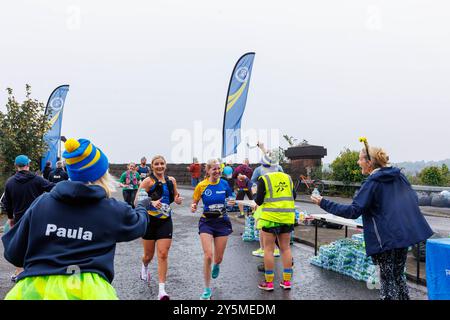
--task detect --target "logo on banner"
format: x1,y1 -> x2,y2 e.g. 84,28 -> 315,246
235,67 -> 249,83
50,97 -> 64,113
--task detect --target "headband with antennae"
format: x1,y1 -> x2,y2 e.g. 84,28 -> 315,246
359,137 -> 371,161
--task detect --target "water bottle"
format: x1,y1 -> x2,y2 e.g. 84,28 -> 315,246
312,187 -> 320,197
136,188 -> 148,202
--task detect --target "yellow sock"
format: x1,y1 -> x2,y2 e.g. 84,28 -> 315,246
283,268 -> 293,281
265,270 -> 274,283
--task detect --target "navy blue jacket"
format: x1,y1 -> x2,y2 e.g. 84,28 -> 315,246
320,167 -> 433,256
48,168 -> 69,183
2,171 -> 55,221
2,181 -> 149,283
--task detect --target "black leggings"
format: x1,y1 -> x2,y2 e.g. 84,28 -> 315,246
372,248 -> 410,300
123,189 -> 137,208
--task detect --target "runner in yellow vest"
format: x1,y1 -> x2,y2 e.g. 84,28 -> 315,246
254,170 -> 296,291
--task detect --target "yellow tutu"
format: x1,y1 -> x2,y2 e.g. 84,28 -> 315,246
5,272 -> 118,300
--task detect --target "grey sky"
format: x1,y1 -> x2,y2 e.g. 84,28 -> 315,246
1,0 -> 449,164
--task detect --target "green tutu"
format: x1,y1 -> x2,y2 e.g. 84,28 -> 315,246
5,272 -> 118,300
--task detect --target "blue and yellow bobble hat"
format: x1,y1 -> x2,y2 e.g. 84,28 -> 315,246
63,138 -> 109,182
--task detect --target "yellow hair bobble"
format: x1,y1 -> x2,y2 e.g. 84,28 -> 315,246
65,138 -> 80,153
358,136 -> 371,161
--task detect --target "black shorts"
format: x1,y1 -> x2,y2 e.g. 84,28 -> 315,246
143,215 -> 173,240
236,189 -> 253,200
262,224 -> 294,235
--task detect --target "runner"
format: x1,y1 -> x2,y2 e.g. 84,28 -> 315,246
136,155 -> 183,300
1,138 -> 149,300
119,162 -> 141,208
191,159 -> 236,300
137,157 -> 151,180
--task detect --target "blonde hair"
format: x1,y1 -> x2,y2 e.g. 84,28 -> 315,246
205,159 -> 220,178
362,147 -> 390,169
89,171 -> 116,198
151,155 -> 166,166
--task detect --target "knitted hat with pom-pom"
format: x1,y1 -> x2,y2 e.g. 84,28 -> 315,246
62,138 -> 109,182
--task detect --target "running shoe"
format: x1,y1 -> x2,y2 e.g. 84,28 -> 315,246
200,288 -> 212,300
211,264 -> 220,279
158,292 -> 170,300
140,263 -> 148,281
258,281 -> 274,291
273,248 -> 280,257
280,280 -> 292,290
252,248 -> 264,257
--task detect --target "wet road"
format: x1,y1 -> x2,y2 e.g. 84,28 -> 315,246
111,188 -> 427,300
0,188 -> 428,300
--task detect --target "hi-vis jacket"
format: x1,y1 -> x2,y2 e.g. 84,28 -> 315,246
259,172 -> 296,224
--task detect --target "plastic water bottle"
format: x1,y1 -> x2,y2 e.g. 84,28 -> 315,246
136,188 -> 148,202
312,188 -> 320,197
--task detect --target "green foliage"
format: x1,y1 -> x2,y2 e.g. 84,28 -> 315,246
330,148 -> 364,183
419,166 -> 446,186
0,85 -> 51,174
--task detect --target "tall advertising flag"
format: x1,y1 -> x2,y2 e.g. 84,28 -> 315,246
222,52 -> 255,158
41,85 -> 70,171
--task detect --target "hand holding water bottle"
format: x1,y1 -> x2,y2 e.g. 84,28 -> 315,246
310,188 -> 323,205
227,195 -> 236,207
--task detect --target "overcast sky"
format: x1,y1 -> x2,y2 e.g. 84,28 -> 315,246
1,0 -> 449,164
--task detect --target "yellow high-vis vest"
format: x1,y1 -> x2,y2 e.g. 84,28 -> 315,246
260,172 -> 296,224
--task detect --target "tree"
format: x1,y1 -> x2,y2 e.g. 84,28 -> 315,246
419,166 -> 445,186
330,148 -> 364,183
0,85 -> 51,174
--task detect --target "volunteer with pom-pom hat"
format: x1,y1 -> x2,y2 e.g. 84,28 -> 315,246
2,138 -> 150,300
311,137 -> 433,300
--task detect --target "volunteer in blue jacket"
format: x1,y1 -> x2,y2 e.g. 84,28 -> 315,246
311,137 -> 433,300
2,138 -> 150,300
191,159 -> 236,300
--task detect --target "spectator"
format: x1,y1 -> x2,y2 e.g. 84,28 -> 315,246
311,137 -> 433,300
187,157 -> 201,188
42,161 -> 52,180
48,161 -> 69,183
2,154 -> 55,281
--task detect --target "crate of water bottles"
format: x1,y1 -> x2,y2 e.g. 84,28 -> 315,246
309,235 -> 379,285
242,215 -> 256,242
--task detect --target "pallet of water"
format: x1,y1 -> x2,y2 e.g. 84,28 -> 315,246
242,216 -> 256,242
310,236 -> 379,285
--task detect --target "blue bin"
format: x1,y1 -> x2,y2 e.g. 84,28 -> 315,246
426,238 -> 450,300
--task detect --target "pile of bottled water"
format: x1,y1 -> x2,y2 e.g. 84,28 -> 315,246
310,234 -> 379,285
242,215 -> 256,242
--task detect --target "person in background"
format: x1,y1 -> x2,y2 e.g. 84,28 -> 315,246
42,161 -> 52,180
311,137 -> 433,300
2,138 -> 149,300
137,157 -> 151,180
187,157 -> 201,188
233,158 -> 254,218
191,159 -> 235,300
2,155 -> 55,282
119,162 -> 141,208
48,161 -> 69,184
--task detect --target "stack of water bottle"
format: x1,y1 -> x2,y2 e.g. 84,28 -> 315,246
310,233 -> 379,285
242,215 -> 256,242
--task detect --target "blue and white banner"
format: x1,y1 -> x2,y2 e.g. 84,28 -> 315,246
41,85 -> 69,171
222,52 -> 255,158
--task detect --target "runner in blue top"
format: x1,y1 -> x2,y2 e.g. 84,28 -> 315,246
135,155 -> 183,300
191,159 -> 236,300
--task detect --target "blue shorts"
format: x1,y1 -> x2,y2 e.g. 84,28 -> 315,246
198,216 -> 233,238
